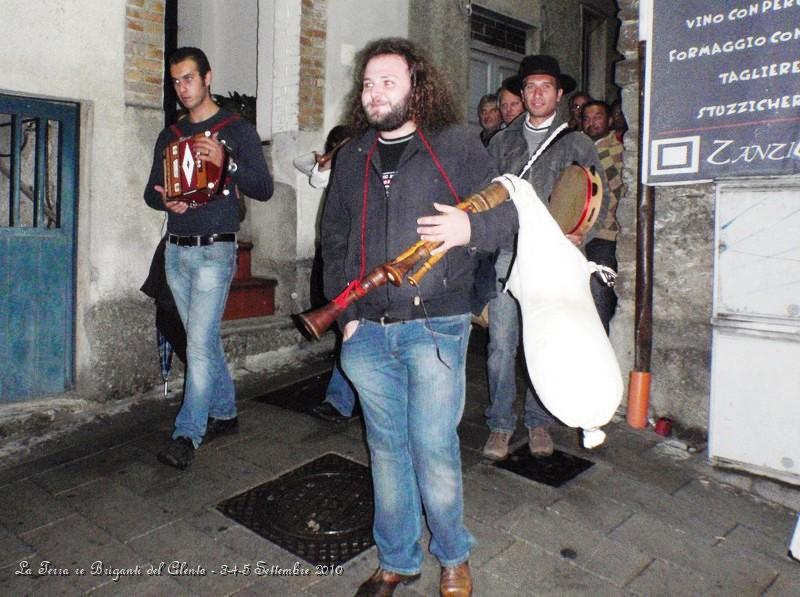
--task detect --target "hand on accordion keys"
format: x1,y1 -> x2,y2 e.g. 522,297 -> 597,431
192,132 -> 225,169
162,131 -> 231,203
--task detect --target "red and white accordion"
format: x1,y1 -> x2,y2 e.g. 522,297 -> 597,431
163,131 -> 227,202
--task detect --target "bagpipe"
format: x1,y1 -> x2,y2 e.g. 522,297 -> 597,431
298,163 -> 602,340
299,179 -> 510,340
300,166 -> 621,448
500,173 -> 622,449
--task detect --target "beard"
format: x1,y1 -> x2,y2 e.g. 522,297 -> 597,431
586,129 -> 606,141
364,93 -> 411,132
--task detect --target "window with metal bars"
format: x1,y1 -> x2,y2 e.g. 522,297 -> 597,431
470,5 -> 529,55
0,113 -> 61,229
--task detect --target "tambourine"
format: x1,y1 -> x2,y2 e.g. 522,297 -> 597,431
548,164 -> 602,236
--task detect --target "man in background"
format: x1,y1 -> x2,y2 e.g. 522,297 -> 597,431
497,77 -> 525,126
567,90 -> 592,129
477,93 -> 502,146
484,55 -> 609,461
581,100 -> 624,333
294,125 -> 362,424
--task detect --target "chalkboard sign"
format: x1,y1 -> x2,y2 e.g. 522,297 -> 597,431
644,0 -> 800,184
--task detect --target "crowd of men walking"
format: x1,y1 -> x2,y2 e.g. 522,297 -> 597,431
143,38 -> 630,597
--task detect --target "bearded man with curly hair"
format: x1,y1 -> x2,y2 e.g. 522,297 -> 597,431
321,38 -> 517,597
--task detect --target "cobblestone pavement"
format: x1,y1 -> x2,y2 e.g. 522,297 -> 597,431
1,332 -> 798,596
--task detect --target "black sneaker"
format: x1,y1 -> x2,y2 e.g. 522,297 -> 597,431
157,437 -> 195,469
312,401 -> 357,423
205,416 -> 239,443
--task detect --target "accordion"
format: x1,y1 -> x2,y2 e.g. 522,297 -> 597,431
163,131 -> 228,202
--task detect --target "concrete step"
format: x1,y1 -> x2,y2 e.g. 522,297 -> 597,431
0,315 -> 335,467
223,277 -> 277,320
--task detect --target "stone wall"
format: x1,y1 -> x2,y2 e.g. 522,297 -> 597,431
540,0 -> 620,102
408,0 -> 471,117
0,0 -> 170,401
299,0 -> 327,131
125,0 -> 164,108
614,0 -> 714,433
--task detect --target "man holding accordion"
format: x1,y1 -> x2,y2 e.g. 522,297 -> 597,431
144,47 -> 273,470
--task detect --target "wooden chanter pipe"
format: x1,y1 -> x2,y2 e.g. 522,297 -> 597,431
298,180 -> 510,339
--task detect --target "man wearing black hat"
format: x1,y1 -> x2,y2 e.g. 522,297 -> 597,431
483,55 -> 611,461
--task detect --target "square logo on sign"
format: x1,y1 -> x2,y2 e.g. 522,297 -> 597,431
650,136 -> 700,176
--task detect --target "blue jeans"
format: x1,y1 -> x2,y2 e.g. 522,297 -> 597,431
341,314 -> 475,574
325,362 -> 357,416
485,250 -> 555,432
165,241 -> 237,447
585,239 -> 618,335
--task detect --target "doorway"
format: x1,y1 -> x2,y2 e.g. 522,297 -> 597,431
0,94 -> 80,401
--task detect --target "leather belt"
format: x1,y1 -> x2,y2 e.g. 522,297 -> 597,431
365,316 -> 409,325
168,233 -> 236,247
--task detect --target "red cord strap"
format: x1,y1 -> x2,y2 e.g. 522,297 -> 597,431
346,129 -> 459,296
358,136 -> 381,280
332,279 -> 365,309
416,129 -> 460,204
168,113 -> 240,140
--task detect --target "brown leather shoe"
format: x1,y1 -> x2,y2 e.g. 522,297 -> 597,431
529,426 -> 554,457
440,562 -> 473,596
355,568 -> 420,597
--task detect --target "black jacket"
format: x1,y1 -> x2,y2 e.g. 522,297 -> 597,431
321,125 -> 518,326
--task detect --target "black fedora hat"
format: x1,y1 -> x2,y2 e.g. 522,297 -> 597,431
507,55 -> 577,94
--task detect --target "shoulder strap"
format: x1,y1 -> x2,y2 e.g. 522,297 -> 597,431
518,123 -> 573,179
547,127 -> 578,149
167,113 -> 241,140
209,113 -> 241,134
417,129 -> 460,204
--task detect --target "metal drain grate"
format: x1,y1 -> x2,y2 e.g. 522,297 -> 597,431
495,446 -> 594,487
218,453 -> 374,565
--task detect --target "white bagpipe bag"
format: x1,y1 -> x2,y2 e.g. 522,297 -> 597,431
495,174 -> 623,448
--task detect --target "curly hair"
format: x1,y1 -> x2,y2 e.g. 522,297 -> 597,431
343,37 -> 460,134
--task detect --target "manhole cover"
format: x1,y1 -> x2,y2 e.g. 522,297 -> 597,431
495,446 -> 594,487
218,453 -> 374,565
255,373 -> 330,415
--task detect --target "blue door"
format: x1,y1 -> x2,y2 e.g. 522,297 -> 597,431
0,94 -> 79,401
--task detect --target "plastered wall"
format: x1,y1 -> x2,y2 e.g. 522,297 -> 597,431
0,0 -> 167,397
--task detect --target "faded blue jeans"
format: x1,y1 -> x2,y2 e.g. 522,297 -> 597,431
341,314 -> 475,574
165,240 -> 237,447
324,330 -> 357,416
325,362 -> 357,416
485,249 -> 555,432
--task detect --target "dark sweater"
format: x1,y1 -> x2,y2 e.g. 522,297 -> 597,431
144,109 -> 273,235
321,125 -> 518,326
